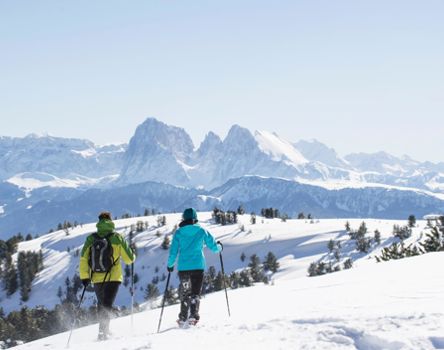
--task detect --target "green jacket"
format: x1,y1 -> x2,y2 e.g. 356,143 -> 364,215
79,219 -> 135,283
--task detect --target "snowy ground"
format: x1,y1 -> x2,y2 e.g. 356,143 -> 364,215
15,252 -> 444,350
4,213 -> 444,349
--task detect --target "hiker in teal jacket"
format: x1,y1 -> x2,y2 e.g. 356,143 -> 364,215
167,208 -> 222,323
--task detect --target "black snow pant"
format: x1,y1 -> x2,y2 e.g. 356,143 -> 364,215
178,270 -> 204,321
94,281 -> 120,336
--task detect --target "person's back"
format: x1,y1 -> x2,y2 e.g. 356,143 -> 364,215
79,211 -> 136,340
167,208 -> 222,324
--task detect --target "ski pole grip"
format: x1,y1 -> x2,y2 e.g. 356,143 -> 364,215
217,240 -> 223,251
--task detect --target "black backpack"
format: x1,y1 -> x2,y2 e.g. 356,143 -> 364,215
89,232 -> 115,273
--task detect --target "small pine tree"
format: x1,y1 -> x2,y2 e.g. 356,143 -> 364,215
239,270 -> 252,287
164,286 -> 177,305
240,252 -> 246,262
420,227 -> 443,252
356,237 -> 372,253
263,252 -> 279,273
343,258 -> 353,269
334,249 -> 341,262
214,271 -> 225,291
345,221 -> 350,232
408,215 -> 416,228
229,272 -> 241,289
248,254 -> 263,282
308,262 -> 318,277
327,239 -> 335,253
144,283 -> 160,301
57,286 -> 63,300
393,224 -> 411,240
374,230 -> 381,245
161,235 -> 170,250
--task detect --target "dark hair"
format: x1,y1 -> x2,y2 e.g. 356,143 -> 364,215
98,211 -> 112,220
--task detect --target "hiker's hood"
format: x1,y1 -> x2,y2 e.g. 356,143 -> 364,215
96,219 -> 115,236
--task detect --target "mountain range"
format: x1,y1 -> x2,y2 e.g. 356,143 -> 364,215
1,117 -> 444,237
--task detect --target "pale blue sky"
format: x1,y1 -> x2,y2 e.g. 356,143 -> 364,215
0,1 -> 443,161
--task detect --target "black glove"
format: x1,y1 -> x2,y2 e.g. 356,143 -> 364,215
167,266 -> 174,272
217,240 -> 223,251
130,243 -> 137,254
81,279 -> 90,288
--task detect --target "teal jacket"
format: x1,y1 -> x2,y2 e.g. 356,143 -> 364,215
167,223 -> 221,271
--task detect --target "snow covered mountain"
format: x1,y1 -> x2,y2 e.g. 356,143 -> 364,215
5,213 -> 444,349
2,176 -> 444,238
2,118 -> 444,195
0,134 -> 126,182
293,139 -> 351,169
118,118 -> 194,186
2,117 -> 444,238
188,126 -> 310,189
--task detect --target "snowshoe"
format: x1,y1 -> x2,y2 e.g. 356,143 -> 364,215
188,317 -> 199,326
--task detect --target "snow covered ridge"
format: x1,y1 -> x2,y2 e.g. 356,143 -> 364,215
2,117 -> 444,193
0,135 -> 125,181
6,172 -> 118,191
6,213 -> 444,350
1,175 -> 444,239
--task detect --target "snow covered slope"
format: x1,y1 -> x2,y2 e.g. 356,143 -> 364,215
11,213 -> 444,349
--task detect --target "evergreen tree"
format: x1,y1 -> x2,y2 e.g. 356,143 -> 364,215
393,224 -> 411,240
165,286 -> 177,305
239,270 -> 252,287
297,212 -> 305,219
408,214 -> 416,228
144,283 -> 160,301
248,254 -> 263,282
237,205 -> 245,215
240,252 -> 246,262
229,272 -> 240,289
250,213 -> 256,224
358,221 -> 367,236
308,262 -> 318,276
420,227 -> 443,252
334,249 -> 341,262
204,266 -> 217,293
263,252 -> 279,272
355,236 -> 372,253
133,273 -> 139,285
161,235 -> 170,250
343,258 -> 353,269
374,230 -> 381,245
136,221 -> 144,232
57,286 -> 63,301
214,271 -> 225,291
327,239 -> 335,253
4,255 -> 18,296
345,221 -> 350,232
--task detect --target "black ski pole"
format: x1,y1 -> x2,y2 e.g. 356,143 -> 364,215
66,284 -> 88,348
157,271 -> 171,333
218,242 -> 231,317
130,261 -> 134,329
129,232 -> 135,331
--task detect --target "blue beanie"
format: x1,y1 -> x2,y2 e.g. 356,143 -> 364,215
183,208 -> 198,221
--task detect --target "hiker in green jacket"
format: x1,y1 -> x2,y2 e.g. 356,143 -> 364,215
79,211 -> 136,340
